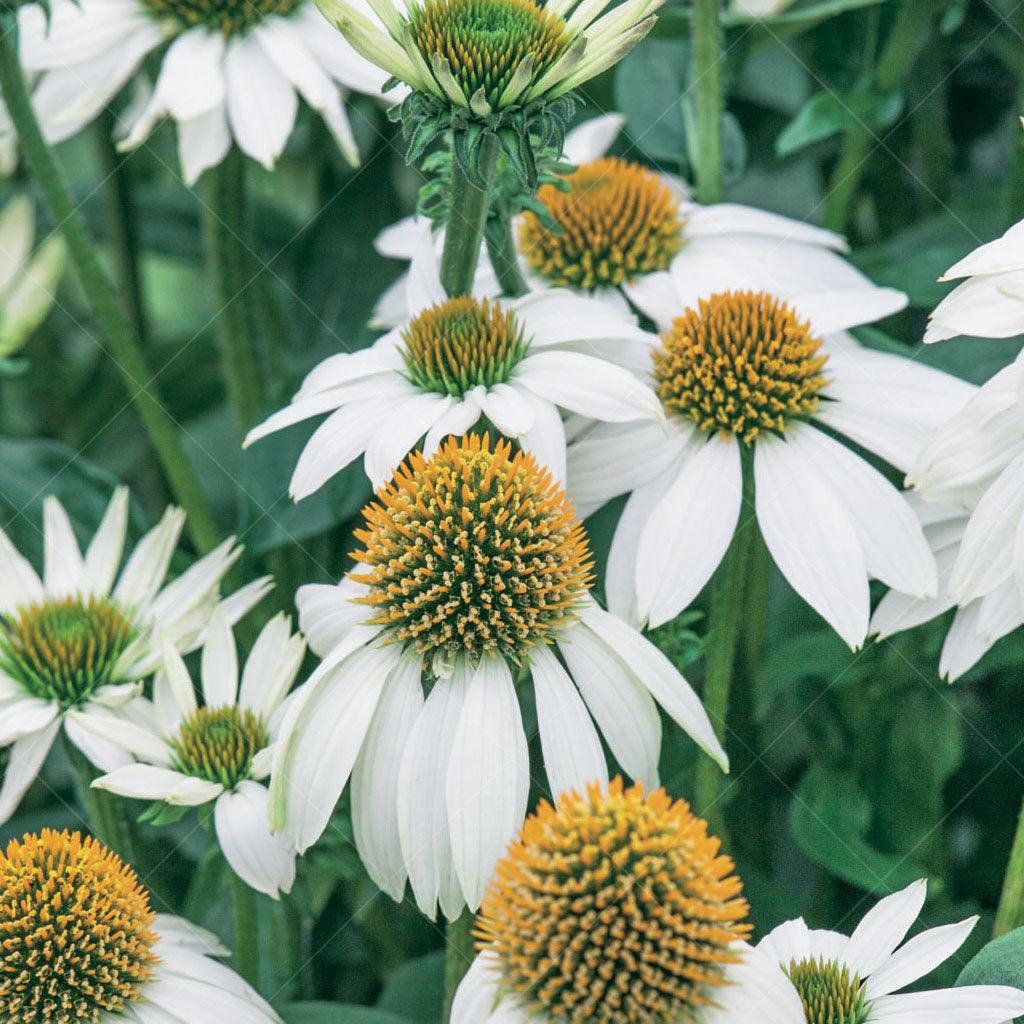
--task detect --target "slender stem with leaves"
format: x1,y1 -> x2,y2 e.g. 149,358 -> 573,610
229,870 -> 261,987
0,19 -> 220,553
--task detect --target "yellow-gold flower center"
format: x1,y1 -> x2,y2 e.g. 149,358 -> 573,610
0,597 -> 134,708
409,0 -> 573,109
169,705 -> 269,789
476,778 -> 752,1024
518,157 -> 684,289
786,958 -> 869,1024
0,829 -> 158,1024
401,297 -> 528,398
653,290 -> 829,444
139,0 -> 304,36
349,434 -> 593,662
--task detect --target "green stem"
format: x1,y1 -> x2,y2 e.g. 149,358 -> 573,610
821,0 -> 939,232
93,112 -> 150,349
485,211 -> 528,298
229,870 -> 261,987
691,0 -> 724,204
440,135 -> 500,297
442,910 -> 476,1022
693,447 -> 757,835
203,148 -> 264,433
0,23 -> 220,554
64,736 -> 131,858
996,796 -> 1024,936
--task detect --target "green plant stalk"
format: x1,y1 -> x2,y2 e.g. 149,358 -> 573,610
693,447 -> 757,834
443,910 -> 476,1022
64,736 -> 132,858
691,0 -> 725,204
995,796 -> 1024,936
822,0 -> 939,231
0,23 -> 220,554
486,211 -> 528,298
440,135 -> 500,297
203,148 -> 264,433
93,113 -> 150,349
229,869 -> 261,987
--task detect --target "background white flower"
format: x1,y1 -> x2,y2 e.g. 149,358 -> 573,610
79,609 -> 305,898
18,0 -> 392,183
0,487 -> 269,824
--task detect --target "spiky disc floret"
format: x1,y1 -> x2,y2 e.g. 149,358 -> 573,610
476,778 -> 751,1024
169,706 -> 269,789
0,597 -> 135,708
786,958 -> 870,1024
401,297 -> 528,397
519,157 -> 683,289
139,0 -> 303,35
409,0 -> 573,110
652,290 -> 830,444
0,830 -> 158,1024
350,434 -> 593,662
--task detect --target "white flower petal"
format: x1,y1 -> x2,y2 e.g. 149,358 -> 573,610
0,718 -> 60,824
83,487 -> 129,596
178,104 -> 232,185
154,915 -> 228,956
296,579 -> 372,658
239,614 -> 304,717
684,203 -> 846,251
157,28 -> 226,122
67,708 -> 171,766
0,696 -> 59,747
451,953 -> 502,1024
364,392 -> 452,487
423,397 -> 483,459
42,496 -> 83,596
843,879 -> 927,978
63,710 -> 134,772
477,383 -> 536,437
114,507 -> 186,611
870,986 -> 1024,1024
562,112 -> 623,162
93,764 -> 223,805
200,608 -> 238,707
0,524 -> 44,613
215,782 -> 295,898
866,917 -> 977,999
518,388 -> 568,484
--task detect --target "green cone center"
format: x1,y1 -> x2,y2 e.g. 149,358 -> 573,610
139,0 -> 304,36
169,705 -> 269,788
786,957 -> 870,1024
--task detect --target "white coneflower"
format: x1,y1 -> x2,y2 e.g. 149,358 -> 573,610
269,434 -> 726,920
567,278 -> 974,647
244,244 -> 662,495
0,828 -> 283,1024
18,0 -> 391,183
451,778 -> 751,1024
705,881 -> 1024,1024
925,219 -> 1024,343
0,487 -> 269,823
74,610 -> 305,899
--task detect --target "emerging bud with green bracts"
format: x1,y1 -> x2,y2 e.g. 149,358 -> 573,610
316,0 -> 663,186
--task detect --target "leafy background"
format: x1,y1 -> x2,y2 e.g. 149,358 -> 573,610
3,0 -> 1024,1018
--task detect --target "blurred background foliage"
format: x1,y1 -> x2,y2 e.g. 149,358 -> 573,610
3,0 -> 1024,1017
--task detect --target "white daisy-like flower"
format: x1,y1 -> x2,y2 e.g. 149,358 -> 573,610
703,879 -> 1024,1024
269,433 -> 727,920
0,486 -> 270,824
925,219 -> 1024,344
18,0 -> 391,184
244,240 -> 663,496
0,194 -> 65,360
371,112 -> 878,328
870,494 -> 1022,681
566,277 -> 974,647
74,609 -> 305,899
0,828 -> 282,1024
451,777 -> 752,1024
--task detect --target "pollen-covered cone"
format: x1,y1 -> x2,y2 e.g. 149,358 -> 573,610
452,778 -> 752,1024
270,435 -> 726,920
0,828 -> 282,1024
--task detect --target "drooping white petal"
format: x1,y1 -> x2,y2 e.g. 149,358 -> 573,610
398,662 -> 470,920
476,383 -> 536,437
557,625 -> 661,785
531,645 -> 607,801
518,388 -> 568,484
0,718 -> 60,824
423,397 -> 483,459
0,697 -> 59,747
755,435 -> 869,647
451,953 -> 503,1024
866,917 -> 977,999
93,764 -> 223,805
296,579 -> 373,658
842,878 -> 927,979
363,391 -> 452,487
66,709 -> 171,766
446,657 -> 529,911
938,602 -> 995,681
635,435 -> 742,628
200,609 -> 239,707
153,915 -> 229,956
869,986 -> 1024,1024
684,202 -> 846,251
63,710 -> 135,773
215,782 -> 295,899
352,656 -> 424,901
177,104 -> 232,186
157,28 -> 226,122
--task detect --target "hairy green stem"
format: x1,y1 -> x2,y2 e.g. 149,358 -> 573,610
691,0 -> 725,203
822,0 -> 939,231
443,910 -> 476,1022
93,113 -> 150,349
486,213 -> 528,298
693,448 -> 757,835
230,870 -> 261,987
203,148 -> 264,433
440,136 -> 500,297
0,23 -> 220,553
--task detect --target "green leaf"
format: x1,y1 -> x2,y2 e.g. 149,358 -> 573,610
376,952 -> 445,1024
790,764 -> 927,894
957,927 -> 1024,1021
280,1003 -> 414,1024
776,88 -> 903,157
